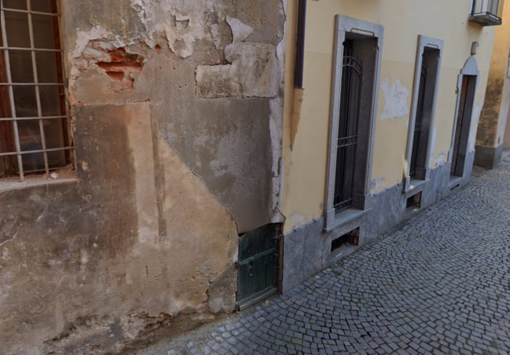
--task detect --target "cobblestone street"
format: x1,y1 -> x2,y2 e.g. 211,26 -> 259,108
136,158 -> 510,355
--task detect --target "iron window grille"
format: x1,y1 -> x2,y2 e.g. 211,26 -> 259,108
470,0 -> 503,26
333,40 -> 362,213
0,0 -> 72,182
409,62 -> 427,179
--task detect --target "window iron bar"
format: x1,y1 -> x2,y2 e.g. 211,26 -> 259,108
0,146 -> 73,157
0,47 -> 62,52
334,199 -> 353,213
1,7 -> 24,181
26,0 -> 50,176
337,135 -> 358,148
0,83 -> 64,86
0,7 -> 59,16
0,115 -> 68,121
16,166 -> 65,175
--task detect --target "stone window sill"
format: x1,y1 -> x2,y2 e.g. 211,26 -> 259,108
405,178 -> 428,198
448,176 -> 463,190
0,171 -> 78,193
324,208 -> 369,233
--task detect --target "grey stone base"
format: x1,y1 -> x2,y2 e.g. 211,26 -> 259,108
282,212 -> 368,293
474,144 -> 503,170
282,151 -> 475,293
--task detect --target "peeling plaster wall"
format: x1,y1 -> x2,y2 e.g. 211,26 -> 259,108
0,0 -> 285,354
281,0 -> 495,233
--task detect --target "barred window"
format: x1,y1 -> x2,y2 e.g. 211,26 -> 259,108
0,0 -> 71,181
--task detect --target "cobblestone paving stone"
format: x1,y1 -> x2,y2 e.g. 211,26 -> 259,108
144,160 -> 510,355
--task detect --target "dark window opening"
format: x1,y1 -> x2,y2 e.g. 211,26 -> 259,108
409,48 -> 440,181
0,0 -> 71,181
410,61 -> 427,179
333,33 -> 378,214
331,228 -> 359,252
294,0 -> 306,89
406,192 -> 422,210
334,39 -> 361,212
451,75 -> 477,178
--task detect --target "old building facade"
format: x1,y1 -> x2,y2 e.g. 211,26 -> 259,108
281,0 -> 502,291
0,0 -> 505,353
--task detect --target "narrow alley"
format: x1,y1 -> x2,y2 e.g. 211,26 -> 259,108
137,159 -> 510,355
2,1 -> 510,354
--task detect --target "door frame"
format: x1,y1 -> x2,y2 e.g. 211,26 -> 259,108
404,35 -> 444,191
324,15 -> 384,231
448,57 -> 479,179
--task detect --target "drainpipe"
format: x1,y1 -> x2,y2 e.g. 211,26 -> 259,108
294,0 -> 307,88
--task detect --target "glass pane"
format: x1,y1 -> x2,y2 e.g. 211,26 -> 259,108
43,118 -> 64,148
0,156 -> 4,177
13,85 -> 37,117
31,0 -> 56,13
0,51 -> 7,83
39,85 -> 62,116
0,52 -> 7,85
3,0 -> 27,10
0,86 -> 12,117
8,50 -> 34,83
4,11 -> 31,48
0,118 -> 16,176
18,119 -> 41,150
36,51 -> 60,83
0,121 -> 15,153
43,118 -> 65,167
33,14 -> 57,49
18,119 -> 44,171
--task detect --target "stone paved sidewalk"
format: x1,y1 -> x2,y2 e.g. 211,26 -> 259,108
135,158 -> 510,355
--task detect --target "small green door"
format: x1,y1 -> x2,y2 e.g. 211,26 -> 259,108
237,224 -> 281,309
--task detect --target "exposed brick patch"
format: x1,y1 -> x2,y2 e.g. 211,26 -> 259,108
95,47 -> 145,92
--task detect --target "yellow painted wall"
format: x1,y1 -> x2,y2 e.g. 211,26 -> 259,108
282,0 -> 496,234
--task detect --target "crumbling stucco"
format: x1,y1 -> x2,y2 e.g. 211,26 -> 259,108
196,19 -> 279,99
434,151 -> 448,168
0,0 -> 286,353
226,16 -> 254,43
370,177 -> 386,195
379,79 -> 410,120
65,0 -> 285,232
290,212 -> 315,230
477,78 -> 504,147
0,105 -> 239,354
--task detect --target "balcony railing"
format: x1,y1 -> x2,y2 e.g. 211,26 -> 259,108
469,0 -> 503,26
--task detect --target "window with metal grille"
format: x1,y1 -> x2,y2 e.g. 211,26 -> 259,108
469,0 -> 502,26
333,40 -> 362,213
0,0 -> 71,181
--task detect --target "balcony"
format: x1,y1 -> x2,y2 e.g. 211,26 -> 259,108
469,0 -> 503,26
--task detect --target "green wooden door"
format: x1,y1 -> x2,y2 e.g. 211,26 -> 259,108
237,224 -> 281,309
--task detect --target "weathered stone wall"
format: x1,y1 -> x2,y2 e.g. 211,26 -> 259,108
0,0 -> 285,354
475,1 -> 510,169
477,78 -> 505,147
